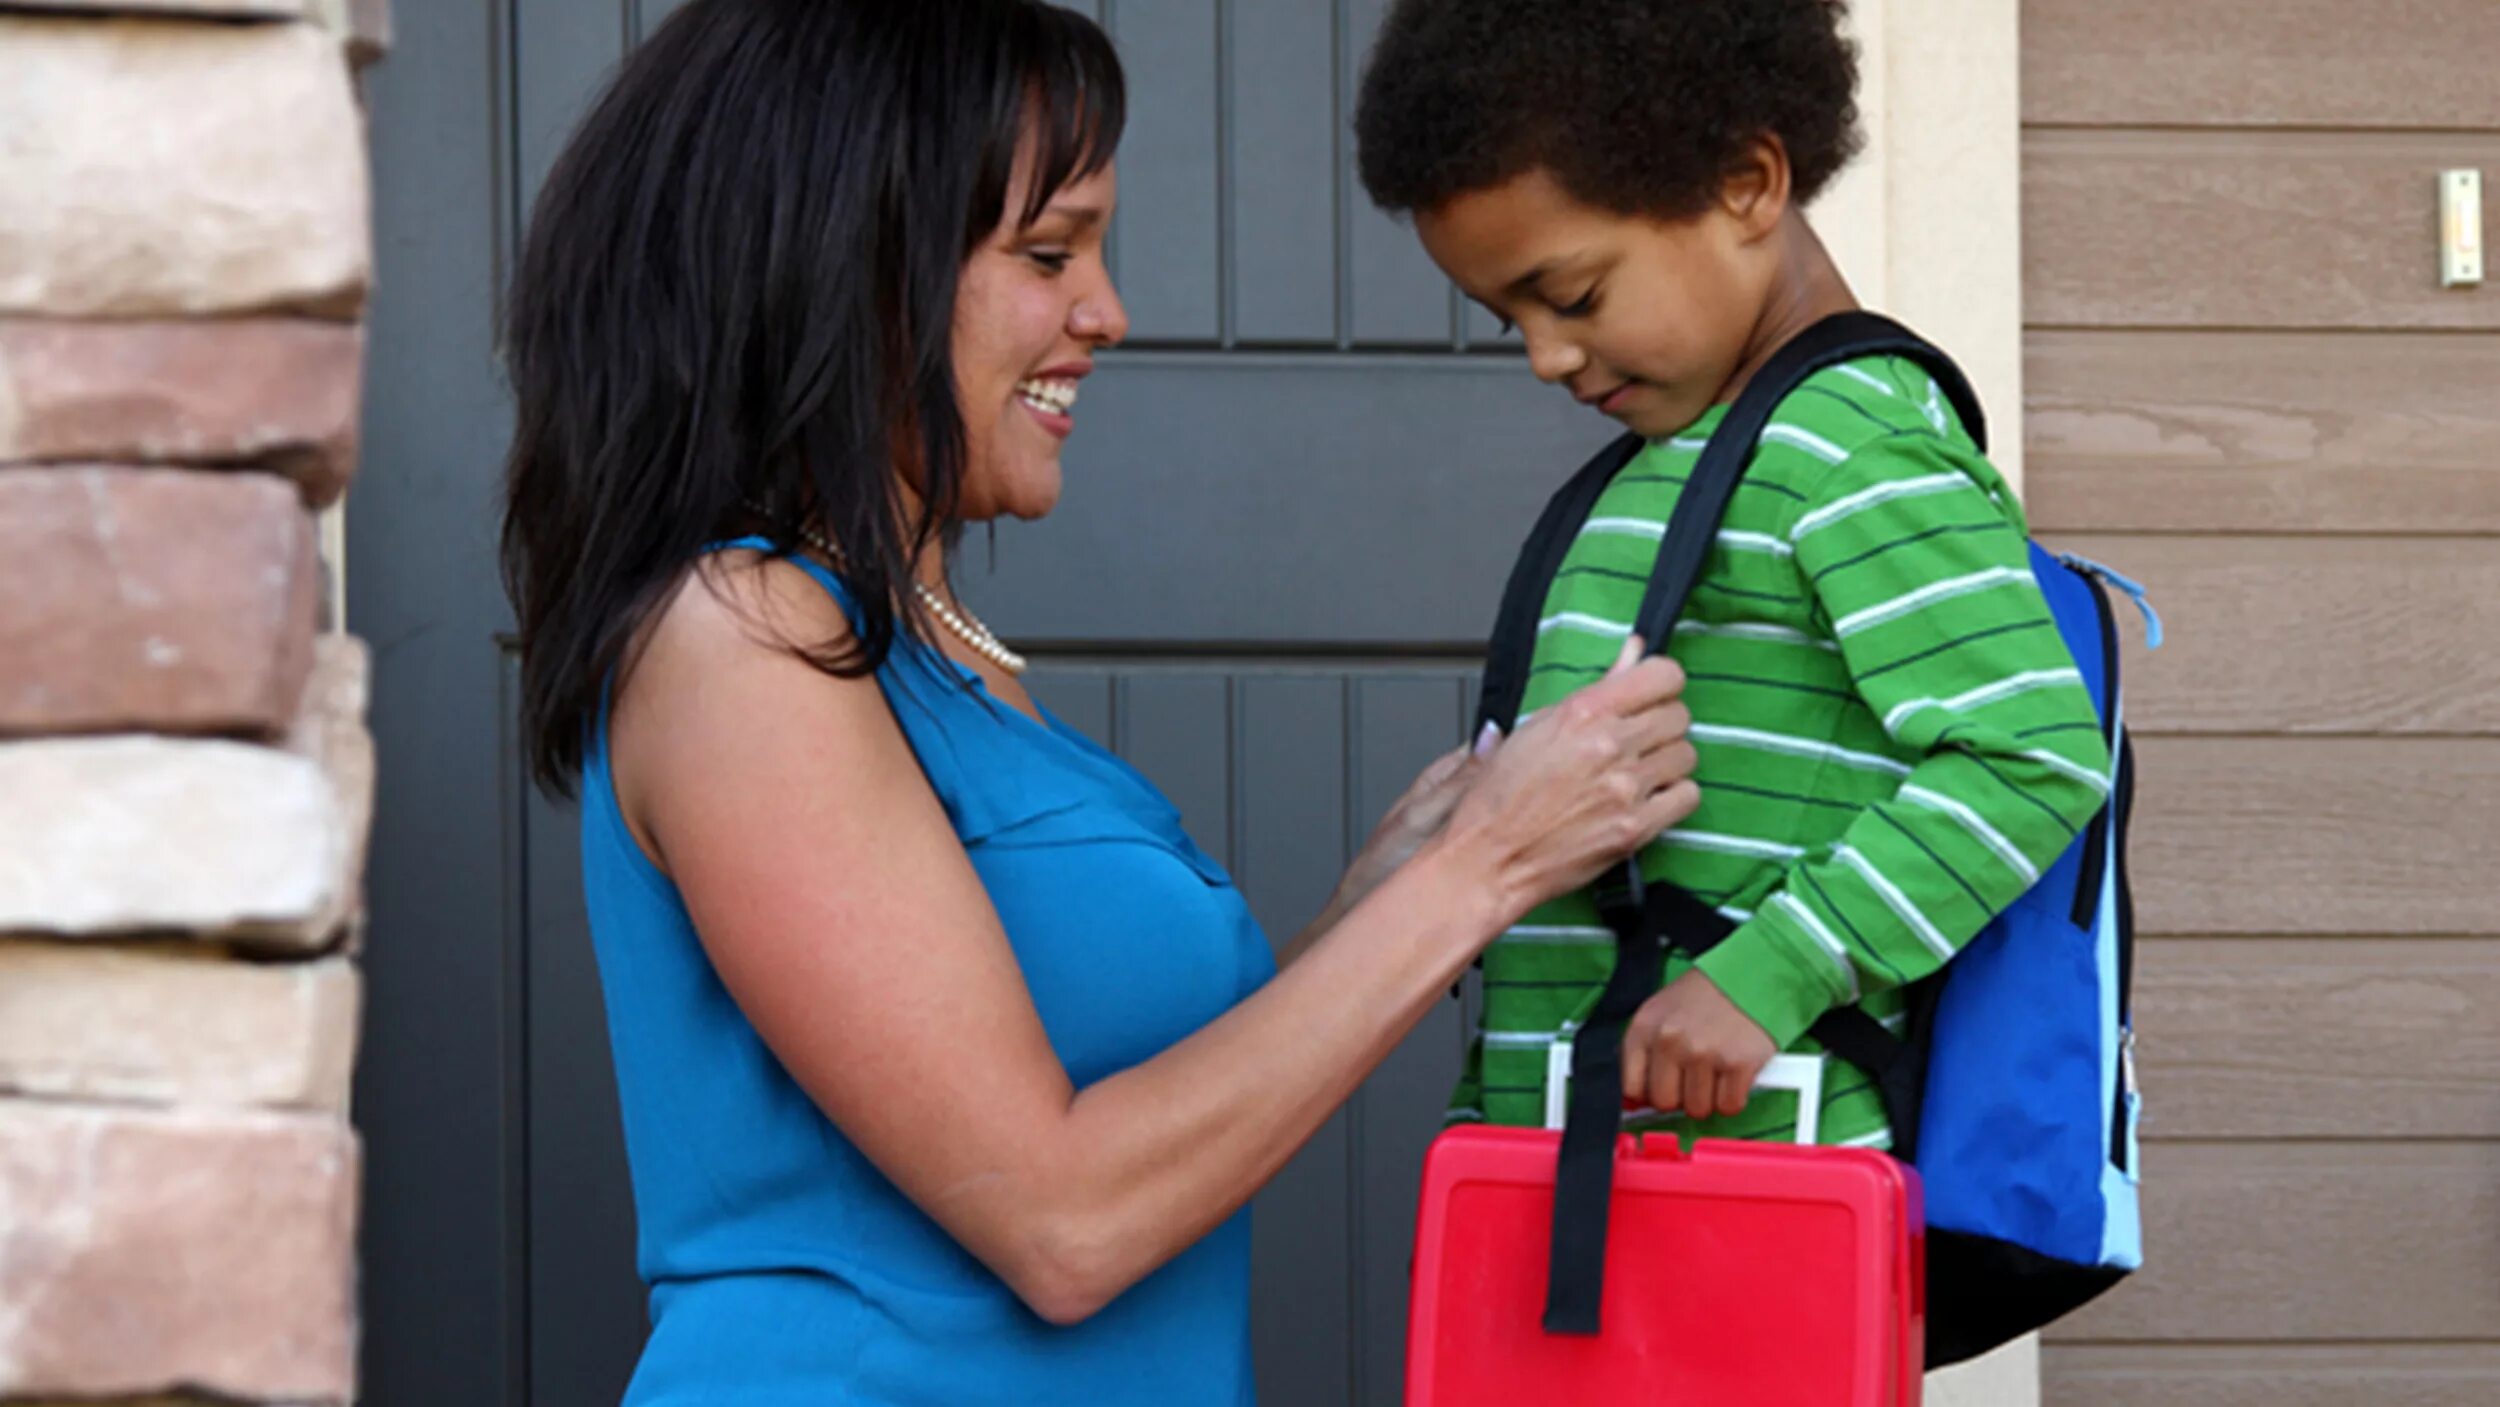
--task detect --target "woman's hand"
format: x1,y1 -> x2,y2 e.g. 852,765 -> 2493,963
1433,635 -> 1701,930
1289,741 -> 1483,962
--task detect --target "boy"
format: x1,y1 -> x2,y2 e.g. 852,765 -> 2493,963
1355,0 -> 2112,1149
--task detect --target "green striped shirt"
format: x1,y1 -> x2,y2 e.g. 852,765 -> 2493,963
1454,354 -> 2113,1149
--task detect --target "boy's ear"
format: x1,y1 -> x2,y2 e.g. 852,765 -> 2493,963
1719,135 -> 1794,243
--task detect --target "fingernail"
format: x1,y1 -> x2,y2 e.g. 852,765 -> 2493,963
1473,720 -> 1503,758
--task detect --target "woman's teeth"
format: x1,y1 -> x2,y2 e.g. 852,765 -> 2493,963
1016,377 -> 1079,416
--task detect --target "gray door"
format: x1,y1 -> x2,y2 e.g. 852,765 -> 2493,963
352,3 -> 1597,1404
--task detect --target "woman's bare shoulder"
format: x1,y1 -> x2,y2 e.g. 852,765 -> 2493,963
609,548 -> 894,874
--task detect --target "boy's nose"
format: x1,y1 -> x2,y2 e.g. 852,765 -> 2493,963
1525,334 -> 1587,385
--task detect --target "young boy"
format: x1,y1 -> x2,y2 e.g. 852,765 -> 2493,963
1355,0 -> 2112,1149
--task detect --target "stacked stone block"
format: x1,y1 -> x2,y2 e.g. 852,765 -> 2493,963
0,5 -> 384,1403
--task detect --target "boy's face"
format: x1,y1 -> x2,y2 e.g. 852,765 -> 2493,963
1414,167 -> 1775,439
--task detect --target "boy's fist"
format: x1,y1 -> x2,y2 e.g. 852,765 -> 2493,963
1621,970 -> 1778,1121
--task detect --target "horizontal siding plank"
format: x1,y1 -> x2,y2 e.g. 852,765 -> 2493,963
2024,129 -> 2500,330
2055,1141 -> 2500,1341
2022,0 -> 2500,129
2136,938 -> 2500,1139
2131,738 -> 2500,936
2041,534 -> 2500,735
2025,330 -> 2500,535
2045,1343 -> 2500,1407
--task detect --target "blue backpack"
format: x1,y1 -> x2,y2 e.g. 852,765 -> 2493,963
1479,312 -> 2154,1366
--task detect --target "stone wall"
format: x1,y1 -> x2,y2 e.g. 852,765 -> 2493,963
0,4 -> 384,1403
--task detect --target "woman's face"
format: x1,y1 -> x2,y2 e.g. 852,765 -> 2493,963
949,152 -> 1126,522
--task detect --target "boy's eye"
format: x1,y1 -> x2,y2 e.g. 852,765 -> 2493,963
1027,248 -> 1073,273
1555,288 -> 1599,319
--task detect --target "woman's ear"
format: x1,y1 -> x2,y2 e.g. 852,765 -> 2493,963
1718,135 -> 1795,244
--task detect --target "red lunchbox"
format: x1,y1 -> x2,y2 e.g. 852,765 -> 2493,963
1406,1055 -> 1925,1406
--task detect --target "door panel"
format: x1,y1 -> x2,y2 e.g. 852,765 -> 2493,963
1228,0 -> 1341,345
352,6 -> 528,1405
1105,0 -> 1224,342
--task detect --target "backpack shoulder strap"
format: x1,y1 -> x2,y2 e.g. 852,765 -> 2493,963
1627,311 -> 1986,652
1477,431 -> 1644,735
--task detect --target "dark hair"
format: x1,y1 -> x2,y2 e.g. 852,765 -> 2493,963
1354,0 -> 1859,219
501,0 -> 1123,796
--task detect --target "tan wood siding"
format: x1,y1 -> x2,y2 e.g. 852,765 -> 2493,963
2131,739 -> 2500,936
2044,1344 -> 2500,1407
2023,1 -> 2500,1396
2062,1142 -> 2500,1340
2024,0 -> 2500,130
2042,534 -> 2500,734
2136,938 -> 2500,1138
2025,130 -> 2500,330
2026,332 -> 2500,535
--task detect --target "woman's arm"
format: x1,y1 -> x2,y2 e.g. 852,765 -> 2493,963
613,557 -> 1695,1324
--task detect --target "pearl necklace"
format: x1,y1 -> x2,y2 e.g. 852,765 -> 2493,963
765,510 -> 1028,676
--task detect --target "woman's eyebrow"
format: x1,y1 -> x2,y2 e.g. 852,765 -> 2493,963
1038,201 -> 1109,230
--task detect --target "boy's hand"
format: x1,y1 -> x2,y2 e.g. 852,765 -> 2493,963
1621,970 -> 1778,1121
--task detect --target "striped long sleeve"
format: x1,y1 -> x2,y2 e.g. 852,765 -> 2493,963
1692,433 -> 2112,1047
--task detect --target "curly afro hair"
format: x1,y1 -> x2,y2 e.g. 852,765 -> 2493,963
1355,0 -> 1862,220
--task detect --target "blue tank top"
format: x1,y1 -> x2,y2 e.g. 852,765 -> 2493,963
580,543 -> 1274,1405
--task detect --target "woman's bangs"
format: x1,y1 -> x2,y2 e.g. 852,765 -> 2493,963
1008,7 -> 1126,228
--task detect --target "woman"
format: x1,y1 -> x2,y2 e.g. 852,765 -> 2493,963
500,2 -> 1699,1402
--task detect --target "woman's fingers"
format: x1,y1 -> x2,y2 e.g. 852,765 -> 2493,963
1636,777 -> 1703,836
1579,649 -> 1684,718
1603,633 -> 1644,679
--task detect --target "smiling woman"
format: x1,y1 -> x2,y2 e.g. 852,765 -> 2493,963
947,164 -> 1123,522
490,1 -> 1702,1403
500,0 -> 1129,773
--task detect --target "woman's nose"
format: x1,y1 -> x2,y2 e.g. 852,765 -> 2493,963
1072,281 -> 1129,347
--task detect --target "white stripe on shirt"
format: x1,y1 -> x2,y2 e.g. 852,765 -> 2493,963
1579,518 -> 1793,558
1582,516 -> 1666,542
1834,843 -> 1955,961
1790,472 -> 1970,542
1717,529 -> 1796,557
1899,783 -> 2041,884
1674,620 -> 1841,652
2025,746 -> 2114,794
1770,892 -> 1862,1002
1538,611 -> 1632,640
1662,830 -> 1809,862
1881,667 -> 2086,734
1761,423 -> 1851,464
1834,363 -> 1899,399
1833,566 -> 2032,638
1690,722 -> 1914,777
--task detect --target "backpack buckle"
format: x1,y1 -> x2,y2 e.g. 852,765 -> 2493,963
2058,552 -> 2166,650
